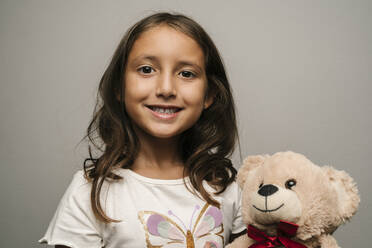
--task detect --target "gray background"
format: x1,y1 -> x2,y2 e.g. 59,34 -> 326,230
1,0 -> 370,247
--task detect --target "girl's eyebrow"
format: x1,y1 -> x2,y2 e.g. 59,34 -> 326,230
176,61 -> 204,72
132,55 -> 159,64
132,55 -> 204,72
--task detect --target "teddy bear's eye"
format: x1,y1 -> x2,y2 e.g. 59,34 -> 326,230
285,179 -> 296,189
259,182 -> 263,189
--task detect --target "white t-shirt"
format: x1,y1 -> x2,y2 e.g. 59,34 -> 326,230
39,169 -> 245,248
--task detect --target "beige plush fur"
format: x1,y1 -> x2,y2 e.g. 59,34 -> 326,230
227,151 -> 359,248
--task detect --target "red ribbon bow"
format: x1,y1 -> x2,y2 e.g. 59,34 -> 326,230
247,220 -> 307,248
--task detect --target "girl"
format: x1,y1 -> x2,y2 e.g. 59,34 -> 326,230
39,12 -> 246,248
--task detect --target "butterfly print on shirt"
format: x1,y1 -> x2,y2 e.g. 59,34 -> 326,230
138,203 -> 224,248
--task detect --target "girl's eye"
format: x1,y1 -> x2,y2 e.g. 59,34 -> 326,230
179,71 -> 195,78
138,66 -> 154,74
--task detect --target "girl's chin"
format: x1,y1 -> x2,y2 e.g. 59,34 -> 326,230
147,131 -> 182,139
137,127 -> 184,140
132,122 -> 191,141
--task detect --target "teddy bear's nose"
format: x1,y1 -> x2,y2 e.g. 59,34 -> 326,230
258,184 -> 278,196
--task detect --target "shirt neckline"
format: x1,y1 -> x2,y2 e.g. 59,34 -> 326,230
120,168 -> 189,185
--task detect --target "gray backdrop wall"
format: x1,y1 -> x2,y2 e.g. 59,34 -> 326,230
1,0 -> 370,247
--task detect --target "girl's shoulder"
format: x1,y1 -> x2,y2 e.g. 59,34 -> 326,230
203,179 -> 242,202
67,168 -> 124,188
223,180 -> 242,201
68,170 -> 91,190
64,169 -> 125,196
39,170 -> 104,246
70,169 -> 88,184
57,170 -> 92,206
224,180 -> 241,194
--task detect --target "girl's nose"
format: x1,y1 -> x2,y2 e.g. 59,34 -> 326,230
156,72 -> 177,99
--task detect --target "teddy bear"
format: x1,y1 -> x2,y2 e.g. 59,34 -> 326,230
226,151 -> 359,248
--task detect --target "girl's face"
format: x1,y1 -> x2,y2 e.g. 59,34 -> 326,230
124,24 -> 213,140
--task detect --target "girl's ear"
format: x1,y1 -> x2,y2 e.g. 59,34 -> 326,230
204,95 -> 214,109
237,154 -> 269,188
203,89 -> 215,109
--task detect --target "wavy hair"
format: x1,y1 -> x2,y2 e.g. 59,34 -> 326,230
84,12 -> 239,223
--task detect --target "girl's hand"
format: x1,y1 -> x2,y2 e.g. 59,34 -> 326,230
203,241 -> 217,248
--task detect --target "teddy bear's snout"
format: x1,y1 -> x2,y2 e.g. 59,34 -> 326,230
251,182 -> 302,225
258,184 -> 278,196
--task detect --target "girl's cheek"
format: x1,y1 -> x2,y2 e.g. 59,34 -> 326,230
125,76 -> 154,99
180,81 -> 208,105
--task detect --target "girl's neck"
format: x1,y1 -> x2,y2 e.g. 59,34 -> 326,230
130,126 -> 185,180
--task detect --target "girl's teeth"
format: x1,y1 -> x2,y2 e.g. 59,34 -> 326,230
153,107 -> 177,114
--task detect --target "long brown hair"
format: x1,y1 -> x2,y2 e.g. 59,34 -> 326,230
84,12 -> 238,223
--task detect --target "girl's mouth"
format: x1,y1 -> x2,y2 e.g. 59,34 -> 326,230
147,106 -> 182,114
145,105 -> 183,120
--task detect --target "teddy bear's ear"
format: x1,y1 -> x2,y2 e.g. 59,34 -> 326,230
322,166 -> 360,222
237,154 -> 269,188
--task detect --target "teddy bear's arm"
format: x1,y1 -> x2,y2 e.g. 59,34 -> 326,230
318,234 -> 340,248
225,235 -> 255,248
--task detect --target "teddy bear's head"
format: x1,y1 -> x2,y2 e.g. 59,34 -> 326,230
238,151 -> 359,241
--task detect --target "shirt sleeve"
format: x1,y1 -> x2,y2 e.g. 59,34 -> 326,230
231,182 -> 246,234
39,170 -> 104,248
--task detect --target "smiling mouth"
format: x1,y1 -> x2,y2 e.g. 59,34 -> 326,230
146,105 -> 183,114
145,105 -> 183,119
253,203 -> 284,213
